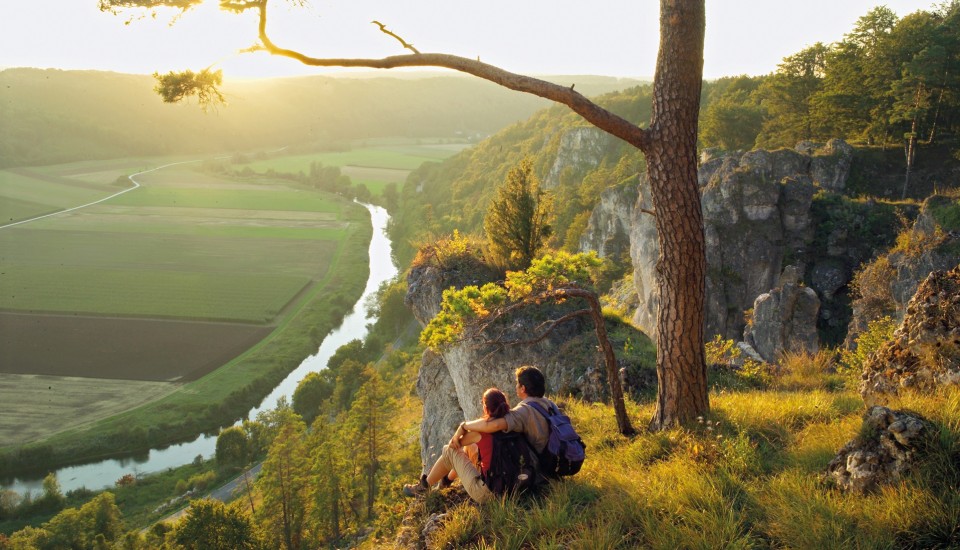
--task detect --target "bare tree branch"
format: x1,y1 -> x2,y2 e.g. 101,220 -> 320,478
371,21 -> 420,54
504,308 -> 592,347
253,1 -> 651,151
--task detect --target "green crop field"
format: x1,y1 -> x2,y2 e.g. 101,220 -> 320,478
0,373 -> 178,446
107,186 -> 343,212
2,266 -> 310,322
0,167 -> 351,325
0,169 -> 117,223
2,227 -> 340,278
243,143 -> 468,195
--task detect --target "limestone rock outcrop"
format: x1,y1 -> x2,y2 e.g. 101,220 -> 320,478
628,141 -> 853,340
860,265 -> 960,406
826,406 -> 932,494
406,259 -> 600,472
743,273 -> 821,363
545,127 -> 615,189
416,350 -> 464,471
846,196 -> 960,348
580,183 -> 637,260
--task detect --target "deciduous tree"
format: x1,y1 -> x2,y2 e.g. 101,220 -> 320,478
756,43 -> 829,147
101,0 -> 709,429
291,371 -> 333,422
174,499 -> 259,550
215,425 -> 250,470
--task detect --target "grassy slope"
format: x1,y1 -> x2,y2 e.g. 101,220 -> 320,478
387,360 -> 960,549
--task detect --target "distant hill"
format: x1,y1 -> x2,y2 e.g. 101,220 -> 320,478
0,68 -> 646,168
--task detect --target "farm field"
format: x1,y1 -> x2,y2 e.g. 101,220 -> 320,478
0,313 -> 272,381
1,140 -> 454,464
0,373 -> 178,446
0,155 -> 370,447
243,142 -> 469,195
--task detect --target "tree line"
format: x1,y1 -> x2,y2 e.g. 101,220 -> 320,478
701,3 -> 960,196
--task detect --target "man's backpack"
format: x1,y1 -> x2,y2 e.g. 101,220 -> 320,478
527,401 -> 586,478
480,431 -> 538,495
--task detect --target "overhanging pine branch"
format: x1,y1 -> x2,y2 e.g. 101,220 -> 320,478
254,1 -> 650,151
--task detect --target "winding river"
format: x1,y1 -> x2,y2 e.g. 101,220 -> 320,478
3,203 -> 397,495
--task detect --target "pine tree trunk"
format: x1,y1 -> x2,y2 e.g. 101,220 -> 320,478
647,0 -> 709,429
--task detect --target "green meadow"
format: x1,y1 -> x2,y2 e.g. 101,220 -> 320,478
244,143 -> 469,195
107,186 -> 342,212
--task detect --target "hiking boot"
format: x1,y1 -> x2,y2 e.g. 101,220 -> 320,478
402,474 -> 429,497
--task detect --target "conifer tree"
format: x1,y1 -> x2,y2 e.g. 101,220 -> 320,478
484,158 -> 552,271
256,416 -> 309,550
307,416 -> 345,545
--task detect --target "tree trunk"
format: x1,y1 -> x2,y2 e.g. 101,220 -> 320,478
902,84 -> 922,200
577,290 -> 635,435
927,71 -> 947,145
647,0 -> 709,429
902,125 -> 916,200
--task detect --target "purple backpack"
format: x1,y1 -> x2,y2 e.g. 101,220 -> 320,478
527,401 -> 586,477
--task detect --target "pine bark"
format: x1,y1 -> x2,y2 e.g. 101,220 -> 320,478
646,0 -> 709,429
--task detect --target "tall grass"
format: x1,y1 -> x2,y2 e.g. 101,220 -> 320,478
402,354 -> 960,549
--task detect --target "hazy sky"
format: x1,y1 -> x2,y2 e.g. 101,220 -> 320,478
1,1 -> 938,80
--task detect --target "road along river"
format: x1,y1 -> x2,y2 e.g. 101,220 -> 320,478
3,202 -> 397,495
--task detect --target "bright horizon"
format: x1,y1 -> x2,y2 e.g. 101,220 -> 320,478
1,1 -> 939,82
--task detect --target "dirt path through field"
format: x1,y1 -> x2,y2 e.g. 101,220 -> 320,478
0,156 -> 224,231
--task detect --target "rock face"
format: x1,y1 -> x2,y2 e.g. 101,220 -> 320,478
743,274 -> 821,362
416,350 -> 463,470
545,127 -> 615,189
627,141 -> 853,340
406,261 -> 599,472
826,406 -> 932,494
846,196 -> 960,348
809,139 -> 854,192
860,265 -> 960,406
580,183 -> 637,260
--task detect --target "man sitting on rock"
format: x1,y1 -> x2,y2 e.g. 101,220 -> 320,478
403,365 -> 557,498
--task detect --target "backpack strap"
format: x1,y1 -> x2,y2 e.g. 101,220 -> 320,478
526,400 -> 556,419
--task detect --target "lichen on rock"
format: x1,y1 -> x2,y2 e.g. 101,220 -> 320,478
860,265 -> 960,406
825,406 -> 933,494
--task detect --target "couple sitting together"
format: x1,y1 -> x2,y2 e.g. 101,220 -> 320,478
403,365 -> 559,503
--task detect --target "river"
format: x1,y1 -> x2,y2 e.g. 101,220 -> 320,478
3,202 -> 397,495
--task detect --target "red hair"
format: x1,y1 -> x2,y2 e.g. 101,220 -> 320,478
482,388 -> 510,419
